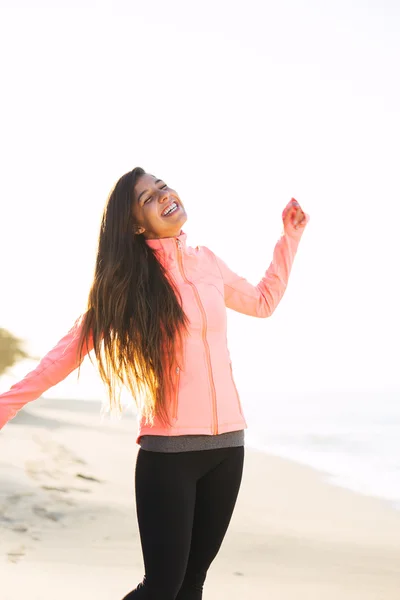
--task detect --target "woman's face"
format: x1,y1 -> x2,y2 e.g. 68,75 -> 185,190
132,173 -> 187,239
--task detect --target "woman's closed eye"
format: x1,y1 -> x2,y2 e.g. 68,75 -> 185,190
144,184 -> 168,203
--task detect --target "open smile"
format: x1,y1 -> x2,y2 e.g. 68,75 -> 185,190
161,201 -> 180,217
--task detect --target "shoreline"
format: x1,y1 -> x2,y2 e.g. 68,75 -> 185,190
1,397 -> 400,599
244,441 -> 400,514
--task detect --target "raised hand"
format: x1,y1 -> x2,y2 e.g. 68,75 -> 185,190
282,198 -> 310,235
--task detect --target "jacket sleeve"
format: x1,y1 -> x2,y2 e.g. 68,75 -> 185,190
0,315 -> 94,429
209,215 -> 310,318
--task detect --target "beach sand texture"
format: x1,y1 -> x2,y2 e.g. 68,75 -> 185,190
1,397 -> 400,600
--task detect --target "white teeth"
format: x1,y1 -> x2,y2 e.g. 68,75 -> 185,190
163,202 -> 178,216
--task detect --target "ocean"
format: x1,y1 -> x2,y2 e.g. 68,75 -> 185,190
243,389 -> 400,511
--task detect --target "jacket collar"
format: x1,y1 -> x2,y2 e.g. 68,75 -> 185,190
144,230 -> 188,267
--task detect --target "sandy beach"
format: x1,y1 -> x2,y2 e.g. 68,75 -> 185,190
1,397 -> 400,600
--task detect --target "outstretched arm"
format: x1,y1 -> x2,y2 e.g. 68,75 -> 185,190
0,315 -> 94,429
209,198 -> 310,317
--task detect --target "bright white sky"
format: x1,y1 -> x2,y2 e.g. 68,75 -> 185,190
0,0 -> 399,405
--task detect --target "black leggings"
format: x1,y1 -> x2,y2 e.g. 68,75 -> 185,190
121,445 -> 245,600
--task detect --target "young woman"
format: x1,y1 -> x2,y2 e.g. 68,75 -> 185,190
0,167 -> 309,599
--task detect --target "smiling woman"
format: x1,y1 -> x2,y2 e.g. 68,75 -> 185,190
0,164 -> 309,600
132,172 -> 187,239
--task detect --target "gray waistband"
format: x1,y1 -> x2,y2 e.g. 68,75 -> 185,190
138,429 -> 245,453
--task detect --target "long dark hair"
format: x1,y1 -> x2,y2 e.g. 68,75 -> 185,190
75,167 -> 189,427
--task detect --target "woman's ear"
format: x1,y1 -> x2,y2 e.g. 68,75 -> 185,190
134,226 -> 145,235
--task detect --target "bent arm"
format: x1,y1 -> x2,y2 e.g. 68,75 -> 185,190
0,315 -> 94,429
210,218 -> 309,317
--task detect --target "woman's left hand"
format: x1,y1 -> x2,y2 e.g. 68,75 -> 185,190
282,198 -> 310,234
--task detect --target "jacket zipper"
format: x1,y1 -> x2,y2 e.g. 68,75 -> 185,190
173,366 -> 180,420
176,238 -> 218,434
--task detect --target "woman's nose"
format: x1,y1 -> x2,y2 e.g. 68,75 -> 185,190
159,192 -> 169,203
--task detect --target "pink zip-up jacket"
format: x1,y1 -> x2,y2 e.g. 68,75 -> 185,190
0,207 -> 310,441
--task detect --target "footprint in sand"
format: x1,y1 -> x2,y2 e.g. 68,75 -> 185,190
32,505 -> 64,522
25,438 -> 98,491
25,460 -> 62,481
6,492 -> 34,503
7,493 -> 22,503
40,485 -> 70,493
1,494 -> 34,532
41,484 -> 92,494
7,545 -> 26,563
32,435 -> 87,466
11,524 -> 29,533
75,473 -> 102,483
